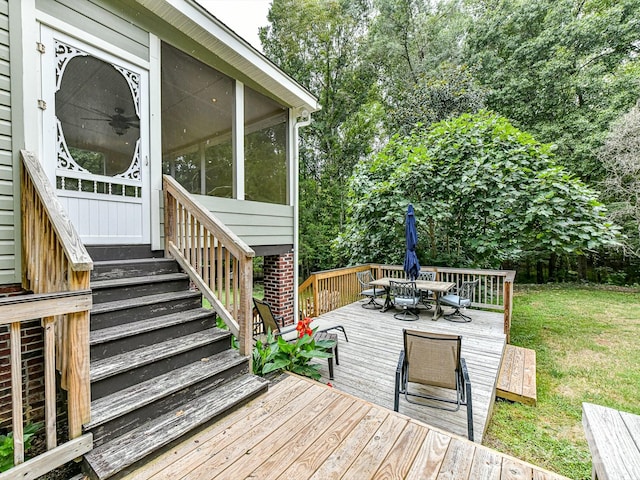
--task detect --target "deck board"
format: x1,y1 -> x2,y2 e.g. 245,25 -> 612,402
497,344 -> 538,406
310,302 -> 507,441
124,375 -> 568,480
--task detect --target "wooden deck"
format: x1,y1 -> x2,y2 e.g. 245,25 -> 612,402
497,345 -> 537,406
123,375 -> 568,480
311,301 -> 507,442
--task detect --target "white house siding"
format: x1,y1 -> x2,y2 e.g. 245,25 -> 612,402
0,0 -> 13,285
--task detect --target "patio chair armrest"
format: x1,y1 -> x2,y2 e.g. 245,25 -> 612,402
460,357 -> 474,442
394,350 -> 406,411
274,314 -> 285,328
396,350 -> 406,376
461,357 -> 471,389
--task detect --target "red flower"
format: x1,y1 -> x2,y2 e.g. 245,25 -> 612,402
296,317 -> 313,338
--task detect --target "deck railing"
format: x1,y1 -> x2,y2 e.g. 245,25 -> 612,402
299,263 -> 515,341
298,265 -> 373,318
163,175 -> 255,356
0,151 -> 94,478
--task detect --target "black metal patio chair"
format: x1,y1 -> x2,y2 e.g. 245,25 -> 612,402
356,270 -> 384,309
440,279 -> 479,323
253,298 -> 348,342
394,329 -> 474,441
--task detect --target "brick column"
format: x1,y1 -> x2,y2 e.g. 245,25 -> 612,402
263,253 -> 295,326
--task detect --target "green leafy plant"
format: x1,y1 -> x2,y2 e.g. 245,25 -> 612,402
252,320 -> 336,381
0,423 -> 42,472
215,316 -> 238,350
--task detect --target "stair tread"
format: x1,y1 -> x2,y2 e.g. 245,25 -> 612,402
91,272 -> 188,290
84,374 -> 268,480
93,258 -> 177,267
90,290 -> 201,315
90,308 -> 215,345
86,349 -> 246,429
91,328 -> 230,382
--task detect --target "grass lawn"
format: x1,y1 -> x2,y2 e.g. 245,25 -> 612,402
483,284 -> 640,480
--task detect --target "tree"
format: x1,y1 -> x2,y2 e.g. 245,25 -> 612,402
369,0 -> 486,136
600,102 -> 640,258
260,0 -> 379,275
466,0 -> 640,182
336,111 -> 620,269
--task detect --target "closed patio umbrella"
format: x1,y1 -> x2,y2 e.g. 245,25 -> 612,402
403,204 -> 420,280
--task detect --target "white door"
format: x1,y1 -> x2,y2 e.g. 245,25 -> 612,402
41,28 -> 150,245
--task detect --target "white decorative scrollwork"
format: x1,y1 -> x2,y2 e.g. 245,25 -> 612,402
54,40 -> 143,193
56,119 -> 89,173
113,65 -> 141,117
55,41 -> 88,92
115,140 -> 142,181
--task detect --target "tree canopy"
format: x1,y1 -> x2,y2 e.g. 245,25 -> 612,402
259,0 -> 640,281
336,112 -> 620,268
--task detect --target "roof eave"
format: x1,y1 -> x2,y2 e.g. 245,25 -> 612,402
135,0 -> 320,113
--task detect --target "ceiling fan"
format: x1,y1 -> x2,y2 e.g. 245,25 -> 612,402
81,107 -> 140,136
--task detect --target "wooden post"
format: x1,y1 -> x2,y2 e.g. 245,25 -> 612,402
43,317 -> 57,449
238,256 -> 253,360
10,322 -> 24,466
312,275 -> 319,317
66,270 -> 91,439
164,182 -> 175,258
503,277 -> 513,343
65,310 -> 91,439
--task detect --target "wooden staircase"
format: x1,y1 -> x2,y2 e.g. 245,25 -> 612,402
82,247 -> 268,480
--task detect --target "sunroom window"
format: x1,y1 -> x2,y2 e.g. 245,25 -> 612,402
244,87 -> 288,205
161,42 -> 233,197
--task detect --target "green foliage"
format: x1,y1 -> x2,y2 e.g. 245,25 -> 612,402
600,103 -> 640,258
465,0 -> 640,182
0,423 -> 42,472
261,0 -> 379,275
252,329 -> 335,381
337,111 -> 620,268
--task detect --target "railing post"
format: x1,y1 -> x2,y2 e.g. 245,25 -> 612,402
238,256 -> 253,359
503,276 -> 513,343
164,184 -> 175,258
312,275 -> 319,317
66,270 -> 91,439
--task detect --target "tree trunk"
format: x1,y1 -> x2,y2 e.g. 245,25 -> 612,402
548,253 -> 557,282
578,255 -> 588,280
536,260 -> 545,284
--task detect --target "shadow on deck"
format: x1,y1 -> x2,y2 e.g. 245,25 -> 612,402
312,301 -> 507,443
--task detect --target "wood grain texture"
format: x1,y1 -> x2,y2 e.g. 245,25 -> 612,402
0,434 -> 92,480
10,321 -> 24,466
124,375 -> 569,480
582,402 -> 640,480
307,302 -> 505,442
496,345 -> 537,406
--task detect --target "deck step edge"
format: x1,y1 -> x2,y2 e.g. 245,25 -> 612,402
86,349 -> 247,429
90,328 -> 231,382
90,308 -> 215,345
84,374 -> 268,480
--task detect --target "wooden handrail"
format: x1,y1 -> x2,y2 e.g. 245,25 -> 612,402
299,263 -> 516,340
163,175 -> 255,357
20,150 -> 93,272
7,151 -> 94,474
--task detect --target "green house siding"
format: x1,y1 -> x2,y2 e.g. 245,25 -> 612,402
0,0 -> 13,285
159,195 -> 294,250
36,0 -> 150,61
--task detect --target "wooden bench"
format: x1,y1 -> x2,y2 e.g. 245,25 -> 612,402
582,402 -> 640,480
496,344 -> 537,406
